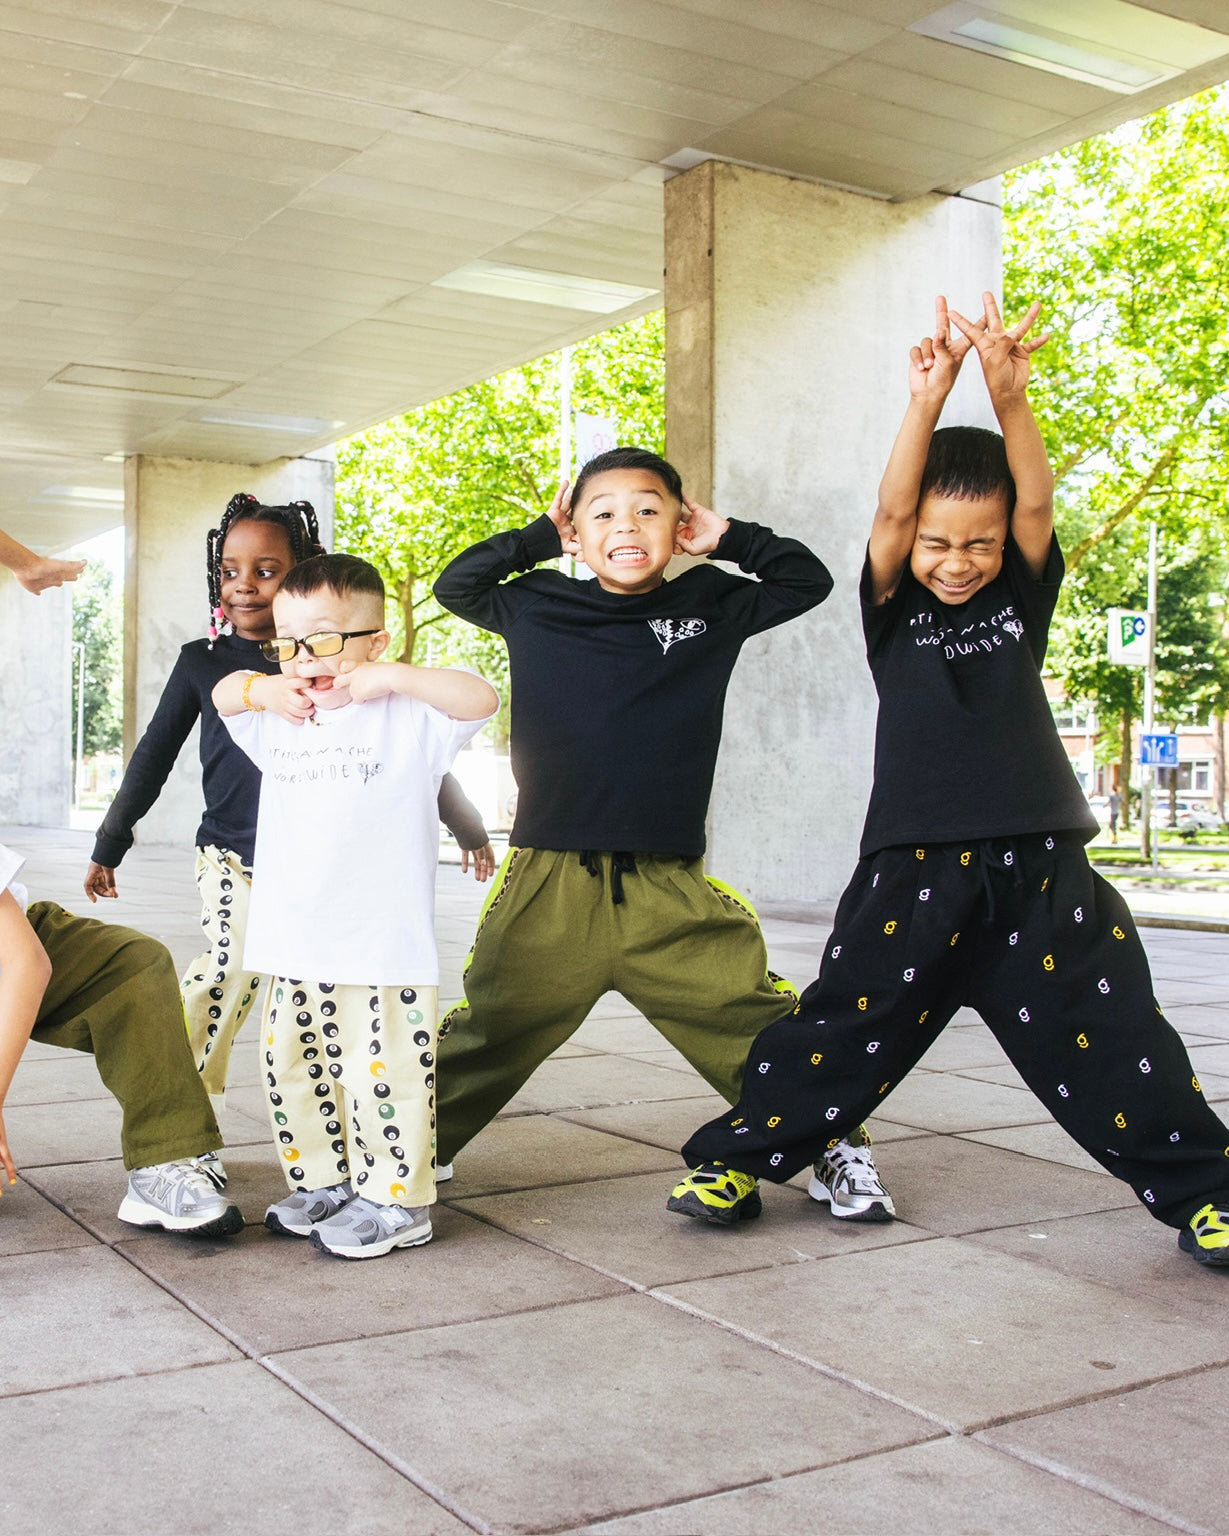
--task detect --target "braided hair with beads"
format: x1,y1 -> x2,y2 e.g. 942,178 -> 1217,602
206,492 -> 324,642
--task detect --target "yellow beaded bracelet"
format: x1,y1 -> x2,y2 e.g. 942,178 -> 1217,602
242,671 -> 265,712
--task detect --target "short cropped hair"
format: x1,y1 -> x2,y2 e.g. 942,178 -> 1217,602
571,446 -> 683,508
278,552 -> 385,603
919,426 -> 1016,515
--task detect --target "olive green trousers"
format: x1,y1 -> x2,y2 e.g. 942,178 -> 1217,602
437,850 -> 798,1163
28,901 -> 222,1170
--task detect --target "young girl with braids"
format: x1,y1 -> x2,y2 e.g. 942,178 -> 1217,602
83,494 -> 492,1179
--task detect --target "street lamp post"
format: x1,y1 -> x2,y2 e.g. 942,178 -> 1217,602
70,639 -> 85,809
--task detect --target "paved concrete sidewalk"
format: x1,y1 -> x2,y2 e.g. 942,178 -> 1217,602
2,826 -> 1227,1536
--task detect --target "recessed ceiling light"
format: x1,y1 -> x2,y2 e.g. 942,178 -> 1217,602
432,261 -> 657,314
911,1 -> 1229,94
51,364 -> 238,399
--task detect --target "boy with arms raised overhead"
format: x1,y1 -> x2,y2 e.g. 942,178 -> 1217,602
669,296 -> 1229,1270
433,447 -> 892,1218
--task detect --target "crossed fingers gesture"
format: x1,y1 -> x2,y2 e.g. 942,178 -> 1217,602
949,291 -> 1049,399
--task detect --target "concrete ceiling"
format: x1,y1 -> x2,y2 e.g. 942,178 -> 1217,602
4,0 -> 1228,552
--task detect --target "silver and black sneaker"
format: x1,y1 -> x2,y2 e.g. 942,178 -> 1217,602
118,1159 -> 243,1237
309,1196 -> 432,1258
265,1179 -> 354,1237
808,1138 -> 895,1222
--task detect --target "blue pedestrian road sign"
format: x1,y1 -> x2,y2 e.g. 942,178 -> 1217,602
1141,732 -> 1179,767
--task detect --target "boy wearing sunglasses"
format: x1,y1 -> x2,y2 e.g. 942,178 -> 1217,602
213,554 -> 497,1257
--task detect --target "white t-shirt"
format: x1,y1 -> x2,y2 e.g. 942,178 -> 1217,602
224,692 -> 489,985
0,842 -> 29,912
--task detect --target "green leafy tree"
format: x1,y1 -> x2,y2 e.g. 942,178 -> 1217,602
71,562 -> 122,758
1005,85 -> 1229,814
1005,87 -> 1229,572
334,311 -> 665,744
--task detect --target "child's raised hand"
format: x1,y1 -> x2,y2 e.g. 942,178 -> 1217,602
330,659 -> 390,705
909,294 -> 983,401
674,495 -> 729,557
948,291 -> 1049,401
545,479 -> 581,557
260,673 -> 316,724
16,553 -> 86,595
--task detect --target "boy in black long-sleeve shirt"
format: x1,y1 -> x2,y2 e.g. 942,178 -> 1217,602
433,447 -> 893,1218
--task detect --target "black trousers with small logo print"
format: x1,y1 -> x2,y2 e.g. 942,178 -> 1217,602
682,833 -> 1229,1228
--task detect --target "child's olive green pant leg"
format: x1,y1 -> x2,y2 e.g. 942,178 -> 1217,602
614,860 -> 799,1104
28,901 -> 222,1170
437,850 -> 612,1164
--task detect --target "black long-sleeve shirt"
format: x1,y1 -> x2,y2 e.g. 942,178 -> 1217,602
434,514 -> 832,856
92,632 -> 489,868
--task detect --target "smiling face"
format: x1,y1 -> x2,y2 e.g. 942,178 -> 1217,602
219,518 -> 296,639
910,491 -> 1010,605
272,585 -> 388,709
570,468 -> 682,594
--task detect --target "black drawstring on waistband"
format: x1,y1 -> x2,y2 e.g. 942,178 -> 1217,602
578,850 -> 638,905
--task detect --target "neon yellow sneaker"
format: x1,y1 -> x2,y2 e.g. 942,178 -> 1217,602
667,1163 -> 761,1225
1178,1204 -> 1229,1267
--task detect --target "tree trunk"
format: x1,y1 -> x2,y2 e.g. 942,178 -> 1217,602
397,574 -> 416,663
1119,706 -> 1133,829
1215,712 -> 1226,822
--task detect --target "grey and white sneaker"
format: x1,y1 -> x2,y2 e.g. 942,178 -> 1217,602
436,1162 -> 453,1183
309,1196 -> 432,1258
118,1160 -> 243,1236
265,1180 -> 354,1237
192,1151 -> 228,1191
808,1139 -> 895,1223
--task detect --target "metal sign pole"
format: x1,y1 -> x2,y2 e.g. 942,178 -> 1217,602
1143,520 -> 1159,869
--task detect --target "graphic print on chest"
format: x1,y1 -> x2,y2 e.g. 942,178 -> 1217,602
909,602 -> 1024,660
648,617 -> 706,654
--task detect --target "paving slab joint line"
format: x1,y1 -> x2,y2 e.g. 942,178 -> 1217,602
531,1432 -> 954,1535
498,1091 -> 719,1122
258,1355 -> 496,1536
967,1355 -> 1229,1435
645,1284 -> 960,1433
451,1201 -> 819,1296
440,1162 -> 680,1205
969,1434 -> 1213,1535
17,1172 -> 493,1536
454,1201 -> 947,1304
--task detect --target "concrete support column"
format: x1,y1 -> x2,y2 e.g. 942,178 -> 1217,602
0,573 -> 72,826
124,454 -> 335,848
665,160 -> 1001,905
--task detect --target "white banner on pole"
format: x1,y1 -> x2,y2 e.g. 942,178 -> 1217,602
575,412 -> 617,470
1107,608 -> 1150,666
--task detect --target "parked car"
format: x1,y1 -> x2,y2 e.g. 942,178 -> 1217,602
1151,798 -> 1224,833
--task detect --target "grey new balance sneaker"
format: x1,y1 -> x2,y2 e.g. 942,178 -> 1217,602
265,1180 -> 354,1237
808,1138 -> 896,1222
436,1162 -> 453,1183
118,1160 -> 243,1236
309,1196 -> 432,1258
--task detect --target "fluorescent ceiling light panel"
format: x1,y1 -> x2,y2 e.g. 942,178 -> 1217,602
52,364 -> 238,398
911,1 -> 1229,94
432,261 -> 657,314
39,484 -> 124,504
195,410 -> 344,435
